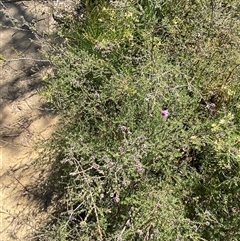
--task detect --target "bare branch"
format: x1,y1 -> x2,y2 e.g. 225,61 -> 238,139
3,57 -> 50,63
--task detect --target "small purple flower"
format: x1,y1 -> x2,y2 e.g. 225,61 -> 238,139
110,193 -> 114,198
102,155 -> 108,161
118,146 -> 124,152
94,92 -> 100,99
114,196 -> 120,203
90,155 -> 96,160
205,221 -> 210,226
120,125 -> 127,132
136,229 -> 143,236
92,163 -> 99,169
142,144 -> 147,149
72,79 -> 79,86
209,90 -> 214,96
206,103 -> 216,110
130,155 -> 135,160
107,161 -> 114,167
161,109 -> 169,117
204,210 -> 211,217
156,202 -> 161,209
140,135 -> 146,142
60,158 -> 68,164
123,180 -> 131,186
94,41 -> 101,50
135,162 -> 145,173
192,225 -> 198,230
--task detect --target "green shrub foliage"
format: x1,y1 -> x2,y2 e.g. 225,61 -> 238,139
39,0 -> 240,240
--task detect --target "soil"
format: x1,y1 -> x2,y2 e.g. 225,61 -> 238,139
0,1 -> 58,240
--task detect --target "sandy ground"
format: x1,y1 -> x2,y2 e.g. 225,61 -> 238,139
0,1 -> 58,240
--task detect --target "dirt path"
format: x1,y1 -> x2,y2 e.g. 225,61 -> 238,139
0,1 -> 58,240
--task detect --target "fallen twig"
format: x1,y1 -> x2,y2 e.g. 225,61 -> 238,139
3,57 -> 50,63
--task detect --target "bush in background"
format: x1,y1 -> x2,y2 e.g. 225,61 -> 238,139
37,0 -> 240,240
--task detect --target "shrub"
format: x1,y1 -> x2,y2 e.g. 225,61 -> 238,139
37,0 -> 240,240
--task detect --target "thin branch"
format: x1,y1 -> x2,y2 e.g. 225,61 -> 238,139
1,0 -> 33,2
3,57 -> 51,63
77,159 -> 104,240
225,64 -> 240,84
0,24 -> 31,32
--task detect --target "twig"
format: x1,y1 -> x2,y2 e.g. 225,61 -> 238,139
225,64 -> 240,84
3,57 -> 50,63
77,159 -> 104,240
1,0 -> 33,2
0,24 -> 31,32
12,175 -> 29,191
117,219 -> 131,241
